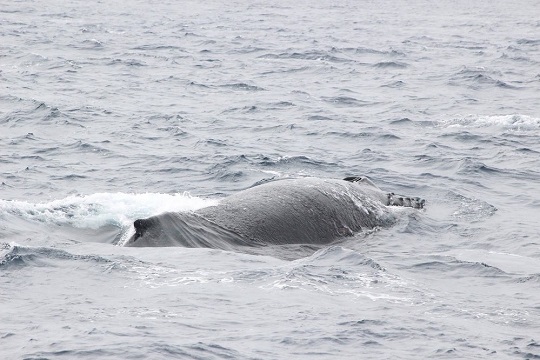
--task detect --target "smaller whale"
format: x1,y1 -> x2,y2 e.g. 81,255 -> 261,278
125,176 -> 424,249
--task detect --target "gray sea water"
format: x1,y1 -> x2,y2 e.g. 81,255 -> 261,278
1,0 -> 540,358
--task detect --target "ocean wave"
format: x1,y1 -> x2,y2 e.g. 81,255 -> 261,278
515,274 -> 540,283
382,80 -> 406,88
107,58 -> 147,67
449,67 -> 520,90
448,250 -> 540,278
256,155 -> 338,174
131,44 -> 187,52
438,114 -> 540,131
410,255 -> 509,278
174,247 -> 392,289
372,61 -> 408,69
516,38 -> 540,45
0,243 -> 113,269
1,100 -> 67,126
0,192 -> 217,229
456,158 -> 501,175
77,38 -> 105,50
205,154 -> 335,179
321,96 -> 378,107
257,50 -> 353,63
446,191 -> 497,222
296,246 -> 384,270
219,83 -> 265,91
257,247 -> 421,303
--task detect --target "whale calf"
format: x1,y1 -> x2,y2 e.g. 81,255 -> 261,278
124,177 -> 424,249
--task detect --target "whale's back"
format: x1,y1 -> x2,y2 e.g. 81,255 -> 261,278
196,178 -> 393,245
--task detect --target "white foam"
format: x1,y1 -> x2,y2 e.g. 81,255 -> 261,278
0,192 -> 218,229
438,114 -> 540,130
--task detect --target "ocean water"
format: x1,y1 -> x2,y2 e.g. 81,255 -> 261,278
1,0 -> 540,358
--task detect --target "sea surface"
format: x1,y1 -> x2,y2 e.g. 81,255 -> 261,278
1,0 -> 540,358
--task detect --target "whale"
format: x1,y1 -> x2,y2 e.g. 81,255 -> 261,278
124,176 -> 424,250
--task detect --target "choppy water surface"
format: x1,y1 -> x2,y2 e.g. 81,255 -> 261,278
1,0 -> 540,358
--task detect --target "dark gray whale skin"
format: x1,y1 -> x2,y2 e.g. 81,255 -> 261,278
124,177 -> 424,249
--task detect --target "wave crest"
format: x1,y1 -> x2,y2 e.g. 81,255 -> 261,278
438,114 -> 540,131
0,192 -> 217,229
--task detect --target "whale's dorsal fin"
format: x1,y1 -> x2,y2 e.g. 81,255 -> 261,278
343,176 -> 380,190
344,176 -> 376,186
343,176 -> 363,183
